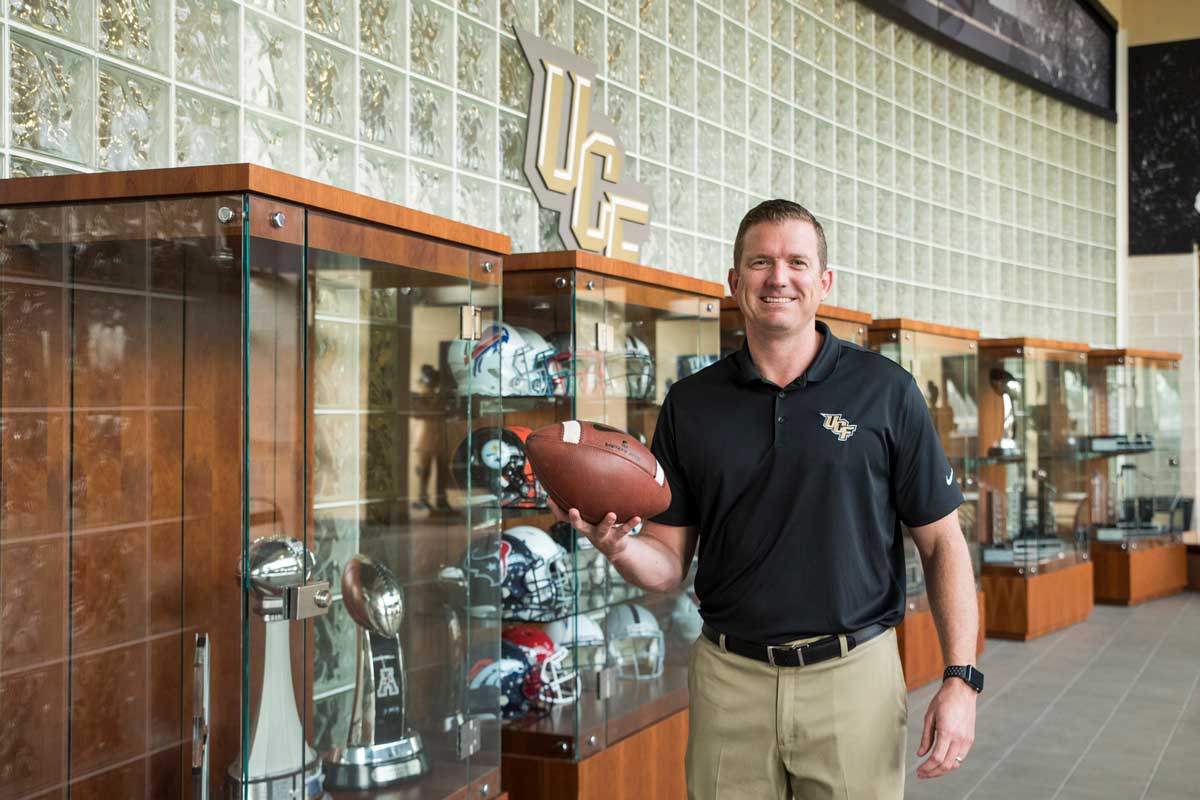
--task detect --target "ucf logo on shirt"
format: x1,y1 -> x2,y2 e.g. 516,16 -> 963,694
515,26 -> 652,263
820,413 -> 858,442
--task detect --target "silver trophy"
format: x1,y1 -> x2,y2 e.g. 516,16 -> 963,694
324,555 -> 430,789
227,537 -> 329,800
988,366 -> 1023,459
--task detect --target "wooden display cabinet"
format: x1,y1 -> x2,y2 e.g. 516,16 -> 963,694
976,338 -> 1095,640
0,165 -> 510,800
497,251 -> 721,800
868,318 -> 985,688
1086,349 -> 1187,605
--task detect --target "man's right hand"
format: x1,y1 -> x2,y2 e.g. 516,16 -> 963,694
547,497 -> 642,560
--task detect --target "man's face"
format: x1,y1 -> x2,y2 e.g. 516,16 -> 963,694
727,220 -> 832,338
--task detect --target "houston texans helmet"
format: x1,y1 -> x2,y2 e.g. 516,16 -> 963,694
500,526 -> 574,621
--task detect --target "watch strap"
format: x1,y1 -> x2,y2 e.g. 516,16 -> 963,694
943,664 -> 983,693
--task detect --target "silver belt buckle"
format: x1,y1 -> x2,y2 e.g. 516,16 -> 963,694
766,644 -> 804,667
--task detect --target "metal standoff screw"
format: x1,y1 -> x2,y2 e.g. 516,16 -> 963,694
313,588 -> 331,609
554,277 -> 568,289
586,279 -> 596,290
269,211 -> 286,228
479,784 -> 490,796
890,332 -> 898,341
482,260 -> 494,273
217,206 -> 237,224
558,741 -> 570,753
587,735 -> 598,746
706,302 -> 714,312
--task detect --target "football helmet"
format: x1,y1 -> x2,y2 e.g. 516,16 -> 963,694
544,613 -> 608,675
501,526 -> 574,622
438,534 -> 505,618
666,592 -> 703,644
451,425 -> 546,507
543,331 -> 609,397
503,624 -> 579,705
466,640 -> 536,720
606,334 -> 655,400
448,323 -> 556,397
606,603 -> 665,680
677,354 -> 717,379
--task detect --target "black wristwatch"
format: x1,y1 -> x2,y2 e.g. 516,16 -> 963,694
943,665 -> 984,693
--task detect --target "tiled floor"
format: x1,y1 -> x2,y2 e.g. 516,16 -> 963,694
904,592 -> 1200,800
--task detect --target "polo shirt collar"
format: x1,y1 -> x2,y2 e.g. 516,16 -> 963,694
733,320 -> 842,387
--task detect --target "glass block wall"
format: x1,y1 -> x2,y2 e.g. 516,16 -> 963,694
1,0 -> 1117,342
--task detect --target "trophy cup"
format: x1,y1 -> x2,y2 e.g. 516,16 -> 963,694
324,555 -> 430,789
987,366 -> 1023,459
226,537 -> 329,800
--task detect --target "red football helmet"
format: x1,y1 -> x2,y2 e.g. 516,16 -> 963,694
502,624 -> 579,705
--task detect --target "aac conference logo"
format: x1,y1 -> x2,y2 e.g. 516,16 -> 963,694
515,27 -> 652,263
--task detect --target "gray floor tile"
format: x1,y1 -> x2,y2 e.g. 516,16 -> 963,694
903,592 -> 1200,800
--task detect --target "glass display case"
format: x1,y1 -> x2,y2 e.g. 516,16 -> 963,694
976,339 -> 1092,575
0,165 -> 509,799
496,251 -> 721,763
1085,349 -> 1188,605
720,297 -> 871,357
1086,350 -> 1186,543
867,320 -> 981,606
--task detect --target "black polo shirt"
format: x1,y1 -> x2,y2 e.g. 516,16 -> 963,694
650,321 -> 963,644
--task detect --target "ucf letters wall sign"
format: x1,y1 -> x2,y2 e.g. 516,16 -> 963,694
515,26 -> 653,263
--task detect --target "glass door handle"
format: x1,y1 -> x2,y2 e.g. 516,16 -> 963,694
192,633 -> 210,800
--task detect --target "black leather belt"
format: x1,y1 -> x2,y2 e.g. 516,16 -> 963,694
702,623 -> 889,668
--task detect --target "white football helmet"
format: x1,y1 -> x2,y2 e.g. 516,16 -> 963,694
667,592 -> 703,644
605,603 -> 664,680
501,526 -> 575,622
448,323 -> 557,397
606,334 -> 655,400
545,331 -> 608,397
544,613 -> 607,675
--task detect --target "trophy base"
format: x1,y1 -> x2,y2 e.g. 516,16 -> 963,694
224,758 -> 327,800
324,734 -> 431,790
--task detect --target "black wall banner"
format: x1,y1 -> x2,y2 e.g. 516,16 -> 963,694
1130,39 -> 1200,256
863,0 -> 1116,118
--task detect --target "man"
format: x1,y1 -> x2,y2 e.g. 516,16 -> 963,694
550,200 -> 979,799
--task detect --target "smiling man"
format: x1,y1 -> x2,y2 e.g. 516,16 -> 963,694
551,200 -> 980,799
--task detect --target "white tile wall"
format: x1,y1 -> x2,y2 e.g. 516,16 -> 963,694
1127,251 -> 1200,515
1,0 -> 1118,342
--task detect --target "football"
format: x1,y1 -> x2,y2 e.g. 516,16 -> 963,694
525,421 -> 672,525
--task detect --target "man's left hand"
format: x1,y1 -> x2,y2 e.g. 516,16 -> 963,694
915,678 -> 977,779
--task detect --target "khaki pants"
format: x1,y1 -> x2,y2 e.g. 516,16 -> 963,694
686,627 -> 907,800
